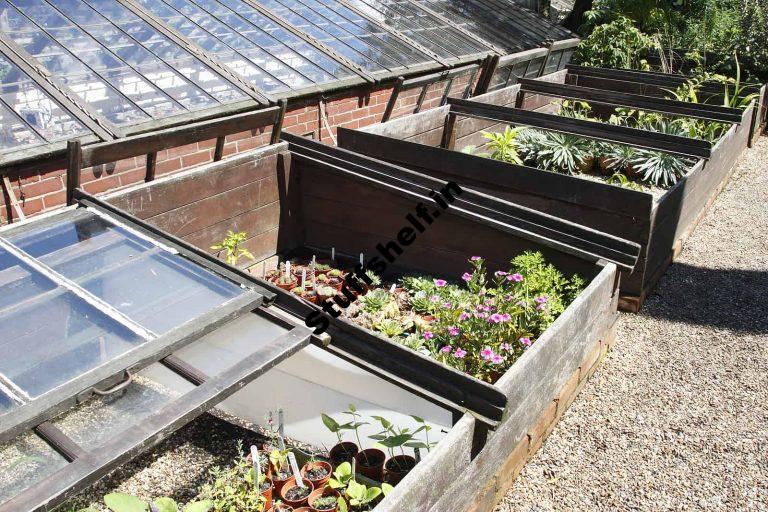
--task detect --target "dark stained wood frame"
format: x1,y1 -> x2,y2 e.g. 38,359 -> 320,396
65,102 -> 288,205
337,79 -> 756,310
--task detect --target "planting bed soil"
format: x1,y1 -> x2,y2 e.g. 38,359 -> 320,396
337,67 -> 761,311
87,135 -> 637,512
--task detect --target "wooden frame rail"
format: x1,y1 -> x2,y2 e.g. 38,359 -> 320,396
446,97 -> 712,158
517,78 -> 744,123
66,101 -> 287,205
381,63 -> 483,122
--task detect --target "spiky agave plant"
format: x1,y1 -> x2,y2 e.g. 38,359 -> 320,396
521,130 -> 592,175
631,151 -> 689,187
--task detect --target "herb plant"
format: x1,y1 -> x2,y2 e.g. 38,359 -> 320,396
103,494 -> 212,512
211,231 -> 255,266
481,126 -> 526,164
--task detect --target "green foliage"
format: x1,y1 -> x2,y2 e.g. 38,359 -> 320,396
607,172 -> 643,191
518,130 -> 592,175
211,231 -> 255,266
321,412 -> 353,443
482,126 -> 526,164
198,451 -> 267,512
374,317 -> 407,338
631,150 -> 689,187
574,16 -> 653,69
359,288 -> 394,314
103,493 -> 212,512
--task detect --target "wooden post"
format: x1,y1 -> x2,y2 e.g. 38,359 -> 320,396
414,84 -> 429,113
213,136 -> 226,161
441,111 -> 458,150
270,98 -> 288,145
145,152 -> 157,182
537,40 -> 555,77
1,176 -> 25,223
473,54 -> 500,96
66,139 -> 82,206
439,77 -> 455,107
381,76 -> 405,123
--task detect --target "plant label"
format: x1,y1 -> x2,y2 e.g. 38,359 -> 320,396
251,445 -> 261,480
285,261 -> 291,277
278,434 -> 286,453
287,452 -> 304,487
331,247 -> 335,260
279,409 -> 285,437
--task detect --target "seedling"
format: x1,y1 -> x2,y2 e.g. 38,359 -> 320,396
211,231 -> 254,266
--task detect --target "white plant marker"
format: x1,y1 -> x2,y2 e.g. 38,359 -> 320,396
279,409 -> 285,438
359,253 -> 364,265
351,457 -> 357,479
278,434 -> 286,453
251,445 -> 262,483
285,261 -> 291,277
288,452 -> 304,487
390,283 -> 396,293
301,269 -> 307,289
331,247 -> 335,261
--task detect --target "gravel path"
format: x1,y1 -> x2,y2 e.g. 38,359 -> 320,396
495,136 -> 768,511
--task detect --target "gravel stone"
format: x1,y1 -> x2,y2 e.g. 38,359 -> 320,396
495,135 -> 768,511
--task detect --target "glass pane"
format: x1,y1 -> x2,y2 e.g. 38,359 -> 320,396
0,53 -> 89,145
51,363 -> 195,450
7,210 -> 246,335
0,0 -> 249,127
247,0 -> 432,73
0,245 -> 145,397
0,101 -> 43,151
0,432 -> 68,503
173,313 -> 288,377
0,392 -> 16,413
343,0 -> 488,59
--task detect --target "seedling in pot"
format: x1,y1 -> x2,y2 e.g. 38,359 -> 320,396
311,495 -> 339,511
322,413 -> 359,465
341,405 -> 369,462
103,493 -> 213,512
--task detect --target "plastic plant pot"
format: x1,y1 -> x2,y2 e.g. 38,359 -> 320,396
354,448 -> 386,482
329,442 -> 358,466
261,477 -> 275,510
301,460 -> 333,489
308,488 -> 341,512
384,454 -> 417,485
280,476 -> 314,508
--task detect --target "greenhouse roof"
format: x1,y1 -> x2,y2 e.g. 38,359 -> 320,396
0,0 -> 575,170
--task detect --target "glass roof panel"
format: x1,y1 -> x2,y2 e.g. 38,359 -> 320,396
134,0 -> 355,93
0,244 -> 146,398
344,0 -> 489,59
0,53 -> 90,148
51,363 -> 195,450
0,431 -> 68,503
7,209 -> 246,335
0,0 -> 249,127
416,0 -> 571,53
244,0 -> 432,73
0,392 -> 16,413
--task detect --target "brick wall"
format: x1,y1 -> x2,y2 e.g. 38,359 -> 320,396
0,71 -> 478,226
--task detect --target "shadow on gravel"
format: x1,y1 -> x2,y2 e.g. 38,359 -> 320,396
641,263 -> 768,334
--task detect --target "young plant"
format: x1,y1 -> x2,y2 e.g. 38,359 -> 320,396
369,416 -> 413,461
198,448 -> 268,512
482,126 -> 526,164
631,150 -> 689,187
520,130 -> 592,175
321,413 -> 353,444
103,493 -> 212,512
607,172 -> 643,191
269,448 -> 291,478
328,462 -> 354,490
408,415 -> 437,453
358,289 -> 394,314
373,318 -> 407,338
341,404 -> 368,455
211,231 -> 255,266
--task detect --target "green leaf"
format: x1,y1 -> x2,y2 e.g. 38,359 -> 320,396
151,498 -> 178,512
364,487 -> 382,503
337,497 -> 348,512
370,415 -> 392,429
321,413 -> 340,432
104,493 -> 149,512
378,433 -> 412,448
381,483 -> 394,496
409,415 -> 425,424
183,501 -> 212,512
348,404 -> 357,413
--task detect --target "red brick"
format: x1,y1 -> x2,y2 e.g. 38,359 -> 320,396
19,197 -> 45,216
181,150 -> 212,168
118,168 -> 148,188
155,157 -> 182,176
82,174 -> 121,195
42,190 -> 66,210
20,176 -> 63,198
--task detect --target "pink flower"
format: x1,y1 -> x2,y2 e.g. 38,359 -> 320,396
429,295 -> 440,303
534,295 -> 548,304
491,354 -> 504,364
495,271 -> 508,277
488,313 -> 504,324
520,337 -> 532,347
459,311 -> 471,321
500,343 -> 512,351
504,294 -> 514,301
476,312 -> 489,319
537,303 -> 547,311
448,326 -> 460,336
484,299 -> 494,306
423,331 -> 434,340
434,279 -> 447,287
501,313 -> 511,322
470,256 -> 481,261
516,300 -> 527,308
454,348 -> 467,358
442,302 -> 452,308
461,272 -> 472,282
480,347 -> 494,360
440,345 -> 452,353
507,273 -> 523,282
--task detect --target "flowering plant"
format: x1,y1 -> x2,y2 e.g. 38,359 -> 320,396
347,252 -> 583,383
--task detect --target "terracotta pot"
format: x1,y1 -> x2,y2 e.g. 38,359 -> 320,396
301,460 -> 333,489
354,448 -> 385,482
384,455 -> 417,485
301,291 -> 319,304
292,508 -> 311,512
598,155 -> 614,176
308,488 -> 341,512
577,155 -> 596,174
246,452 -> 273,479
316,288 -> 337,304
270,504 -> 294,512
275,277 -> 298,291
625,164 -> 642,179
329,442 -> 358,466
265,269 -> 281,282
280,476 -> 314,508
421,315 -> 436,323
261,478 -> 275,510
327,277 -> 344,292
271,467 -> 292,496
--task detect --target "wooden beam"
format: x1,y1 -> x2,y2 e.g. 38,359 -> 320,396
66,140 -> 82,206
80,106 -> 281,169
1,176 -> 25,222
381,76 -> 405,123
145,152 -> 157,182
518,78 -> 744,123
447,97 -> 712,159
270,98 -> 288,145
